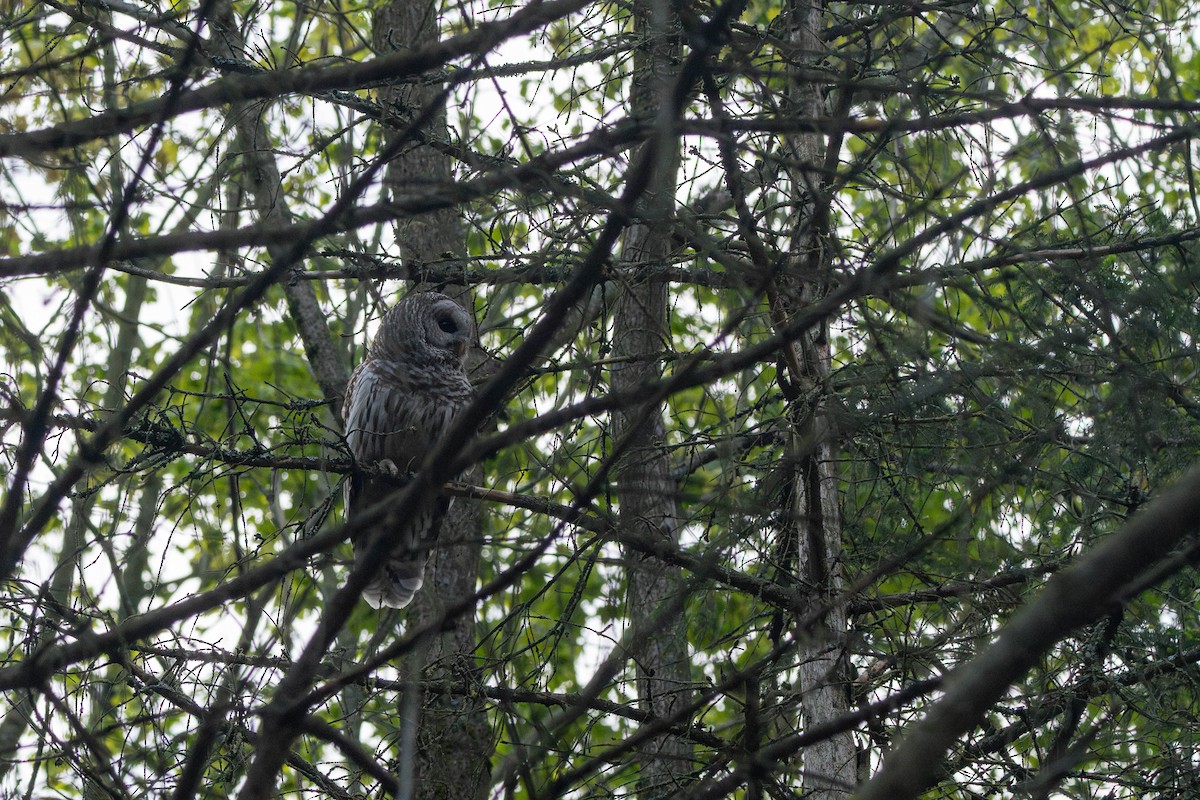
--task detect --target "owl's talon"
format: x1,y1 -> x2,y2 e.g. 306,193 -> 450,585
379,458 -> 400,477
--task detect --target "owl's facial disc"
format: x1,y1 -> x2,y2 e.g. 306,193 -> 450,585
429,303 -> 470,358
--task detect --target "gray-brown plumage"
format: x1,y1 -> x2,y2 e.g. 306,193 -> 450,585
343,291 -> 474,608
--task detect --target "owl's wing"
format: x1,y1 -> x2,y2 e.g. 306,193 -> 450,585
342,360 -> 441,609
344,360 -> 392,514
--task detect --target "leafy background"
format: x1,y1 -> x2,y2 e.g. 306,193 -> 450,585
1,0 -> 1200,797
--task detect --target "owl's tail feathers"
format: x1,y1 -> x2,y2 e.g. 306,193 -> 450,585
361,558 -> 427,609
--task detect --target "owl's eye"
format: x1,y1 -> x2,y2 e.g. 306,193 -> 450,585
436,315 -> 459,334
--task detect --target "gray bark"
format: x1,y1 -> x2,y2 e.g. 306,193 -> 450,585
372,1 -> 493,798
610,2 -> 694,796
776,0 -> 858,795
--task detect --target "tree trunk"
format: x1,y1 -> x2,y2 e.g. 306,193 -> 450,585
610,3 -> 693,797
777,0 -> 858,795
372,1 -> 493,798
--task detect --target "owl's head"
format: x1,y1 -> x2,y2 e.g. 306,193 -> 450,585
373,291 -> 474,364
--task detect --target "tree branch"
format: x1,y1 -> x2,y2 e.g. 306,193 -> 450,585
856,462 -> 1200,800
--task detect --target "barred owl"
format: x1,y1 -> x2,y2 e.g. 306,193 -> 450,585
343,291 -> 474,608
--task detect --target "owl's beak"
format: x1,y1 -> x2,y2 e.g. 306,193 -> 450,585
454,339 -> 468,358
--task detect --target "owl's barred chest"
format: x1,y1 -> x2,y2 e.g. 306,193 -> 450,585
345,358 -> 472,471
370,357 -> 471,398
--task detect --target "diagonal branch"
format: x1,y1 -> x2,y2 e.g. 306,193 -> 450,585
855,462 -> 1200,800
